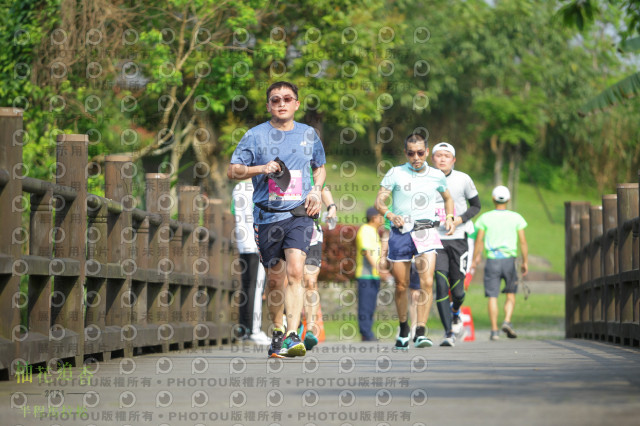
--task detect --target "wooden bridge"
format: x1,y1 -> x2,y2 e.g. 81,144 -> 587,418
565,175 -> 640,347
0,107 -> 238,379
1,107 -> 639,425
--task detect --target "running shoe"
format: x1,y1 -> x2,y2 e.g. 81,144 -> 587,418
440,332 -> 456,347
268,329 -> 286,358
501,322 -> 518,339
394,335 -> 410,350
451,312 -> 464,336
414,335 -> 434,348
304,330 -> 318,350
282,331 -> 306,357
490,330 -> 500,341
249,331 -> 272,345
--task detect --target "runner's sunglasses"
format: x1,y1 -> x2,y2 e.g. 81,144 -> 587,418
269,95 -> 297,105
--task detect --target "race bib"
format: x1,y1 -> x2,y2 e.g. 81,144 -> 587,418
410,229 -> 443,253
268,169 -> 303,201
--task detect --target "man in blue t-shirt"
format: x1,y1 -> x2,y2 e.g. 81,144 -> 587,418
227,81 -> 326,358
375,133 -> 456,350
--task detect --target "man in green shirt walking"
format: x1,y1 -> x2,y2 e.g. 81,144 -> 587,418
470,185 -> 528,341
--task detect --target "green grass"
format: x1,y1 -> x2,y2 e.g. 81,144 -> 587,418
321,283 -> 565,342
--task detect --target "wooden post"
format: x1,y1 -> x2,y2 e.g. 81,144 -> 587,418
179,186 -> 200,347
565,201 -> 590,338
85,195 -> 107,359
105,155 -> 134,358
22,188 -> 53,366
132,215 -> 149,329
53,134 -> 88,367
636,172 -> 640,345
571,224 -> 581,336
602,194 -> 618,342
209,199 -> 227,343
146,173 -> 171,352
168,217 -> 182,343
580,215 -> 591,337
223,207 -> 238,338
635,171 -> 640,272
204,199 -> 220,345
617,183 -> 639,345
589,206 -> 604,338
618,184 -> 638,274
29,190 -> 53,338
0,108 -> 23,373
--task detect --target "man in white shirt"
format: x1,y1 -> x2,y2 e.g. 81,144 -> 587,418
432,142 -> 481,346
232,179 -> 271,345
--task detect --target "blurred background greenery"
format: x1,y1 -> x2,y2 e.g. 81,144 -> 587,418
2,0 -> 639,200
4,0 -> 639,336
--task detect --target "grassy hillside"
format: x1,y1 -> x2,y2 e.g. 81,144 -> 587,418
323,155 -> 604,276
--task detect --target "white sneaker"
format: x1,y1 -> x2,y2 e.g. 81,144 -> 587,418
451,314 -> 463,337
440,332 -> 456,347
249,331 -> 272,345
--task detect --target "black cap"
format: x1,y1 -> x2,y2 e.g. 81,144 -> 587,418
366,207 -> 379,222
264,156 -> 291,191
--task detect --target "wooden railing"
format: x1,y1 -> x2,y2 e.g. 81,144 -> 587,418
565,173 -> 639,346
0,108 -> 237,378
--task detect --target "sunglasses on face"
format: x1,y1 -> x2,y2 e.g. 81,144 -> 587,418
406,150 -> 426,157
269,95 -> 297,105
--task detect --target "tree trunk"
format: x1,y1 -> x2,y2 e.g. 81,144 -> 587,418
369,124 -> 383,167
305,111 -> 324,142
189,113 -> 229,199
490,134 -> 503,187
507,144 -> 521,210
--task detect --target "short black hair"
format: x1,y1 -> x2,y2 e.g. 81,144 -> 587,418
404,133 -> 427,151
266,81 -> 299,102
366,207 -> 380,222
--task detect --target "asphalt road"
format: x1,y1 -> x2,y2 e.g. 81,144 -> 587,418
2,337 -> 639,426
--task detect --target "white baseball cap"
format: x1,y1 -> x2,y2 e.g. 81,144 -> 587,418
432,142 -> 455,157
492,185 -> 510,203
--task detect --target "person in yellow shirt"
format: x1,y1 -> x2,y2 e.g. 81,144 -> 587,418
356,207 -> 388,341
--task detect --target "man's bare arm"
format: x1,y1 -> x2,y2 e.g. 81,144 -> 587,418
518,229 -> 528,276
305,165 -> 326,216
440,189 -> 457,235
376,186 -> 404,228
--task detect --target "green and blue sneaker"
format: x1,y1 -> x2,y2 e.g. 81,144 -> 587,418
414,335 -> 434,348
282,331 -> 306,357
304,330 -> 319,350
394,335 -> 410,350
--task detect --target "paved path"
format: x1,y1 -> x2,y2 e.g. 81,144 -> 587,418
2,338 -> 639,426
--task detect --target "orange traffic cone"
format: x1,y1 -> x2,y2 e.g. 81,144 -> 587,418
460,306 -> 475,341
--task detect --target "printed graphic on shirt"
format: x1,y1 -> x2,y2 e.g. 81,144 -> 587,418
435,207 -> 457,222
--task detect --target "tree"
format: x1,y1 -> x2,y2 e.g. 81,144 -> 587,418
558,0 -> 640,114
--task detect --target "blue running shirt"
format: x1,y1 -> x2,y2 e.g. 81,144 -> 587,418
230,121 -> 326,224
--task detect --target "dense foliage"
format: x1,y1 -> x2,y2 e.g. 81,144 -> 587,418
1,0 -> 639,199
